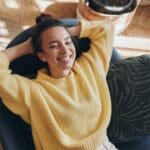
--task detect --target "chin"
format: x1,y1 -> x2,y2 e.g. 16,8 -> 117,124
62,63 -> 74,70
63,65 -> 73,70
61,60 -> 74,69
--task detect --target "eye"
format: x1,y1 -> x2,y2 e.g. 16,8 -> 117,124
65,40 -> 73,46
48,43 -> 59,49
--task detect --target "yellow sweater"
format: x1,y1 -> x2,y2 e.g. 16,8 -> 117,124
0,20 -> 115,150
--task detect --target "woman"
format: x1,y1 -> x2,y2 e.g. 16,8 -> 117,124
0,14 -> 117,149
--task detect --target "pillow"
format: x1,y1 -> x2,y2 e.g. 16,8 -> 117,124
107,55 -> 150,142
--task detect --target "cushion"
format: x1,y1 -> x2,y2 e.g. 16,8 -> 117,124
107,55 -> 150,143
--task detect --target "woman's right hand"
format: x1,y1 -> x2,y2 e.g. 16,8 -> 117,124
21,38 -> 34,54
1,38 -> 34,62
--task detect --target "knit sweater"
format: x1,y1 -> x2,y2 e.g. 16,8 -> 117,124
0,20 -> 116,150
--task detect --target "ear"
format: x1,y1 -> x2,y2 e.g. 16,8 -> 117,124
37,52 -> 47,62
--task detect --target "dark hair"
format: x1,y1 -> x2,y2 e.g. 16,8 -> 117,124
31,13 -> 67,54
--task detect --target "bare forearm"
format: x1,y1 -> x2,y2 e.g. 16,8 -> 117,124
1,39 -> 32,62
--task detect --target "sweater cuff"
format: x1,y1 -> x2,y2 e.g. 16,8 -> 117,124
0,52 -> 10,68
79,20 -> 92,38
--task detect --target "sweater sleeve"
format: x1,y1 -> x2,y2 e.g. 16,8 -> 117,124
79,20 -> 114,73
0,52 -> 33,122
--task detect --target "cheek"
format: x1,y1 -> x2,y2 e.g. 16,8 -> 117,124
42,49 -> 57,61
46,53 -> 57,62
72,47 -> 76,59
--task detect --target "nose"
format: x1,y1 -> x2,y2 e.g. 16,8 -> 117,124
60,43 -> 70,54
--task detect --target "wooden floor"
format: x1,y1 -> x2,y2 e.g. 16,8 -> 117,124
115,5 -> 150,58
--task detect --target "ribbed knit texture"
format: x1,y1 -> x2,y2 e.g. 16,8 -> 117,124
0,20 -> 116,150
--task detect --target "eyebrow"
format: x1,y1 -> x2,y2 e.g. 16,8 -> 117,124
48,37 -> 71,46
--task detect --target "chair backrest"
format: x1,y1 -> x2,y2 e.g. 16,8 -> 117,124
0,101 -> 35,150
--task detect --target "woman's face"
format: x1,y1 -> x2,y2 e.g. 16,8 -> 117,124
38,26 -> 76,77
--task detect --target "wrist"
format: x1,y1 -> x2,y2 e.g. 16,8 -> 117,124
18,38 -> 33,55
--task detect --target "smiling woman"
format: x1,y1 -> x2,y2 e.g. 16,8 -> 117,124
31,15 -> 79,78
34,27 -> 76,78
0,14 -> 116,150
39,26 -> 76,77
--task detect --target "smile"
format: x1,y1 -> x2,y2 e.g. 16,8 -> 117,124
57,55 -> 72,62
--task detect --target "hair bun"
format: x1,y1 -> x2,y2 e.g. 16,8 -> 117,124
35,13 -> 54,24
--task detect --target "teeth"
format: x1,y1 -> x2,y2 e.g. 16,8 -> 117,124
60,56 -> 70,61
